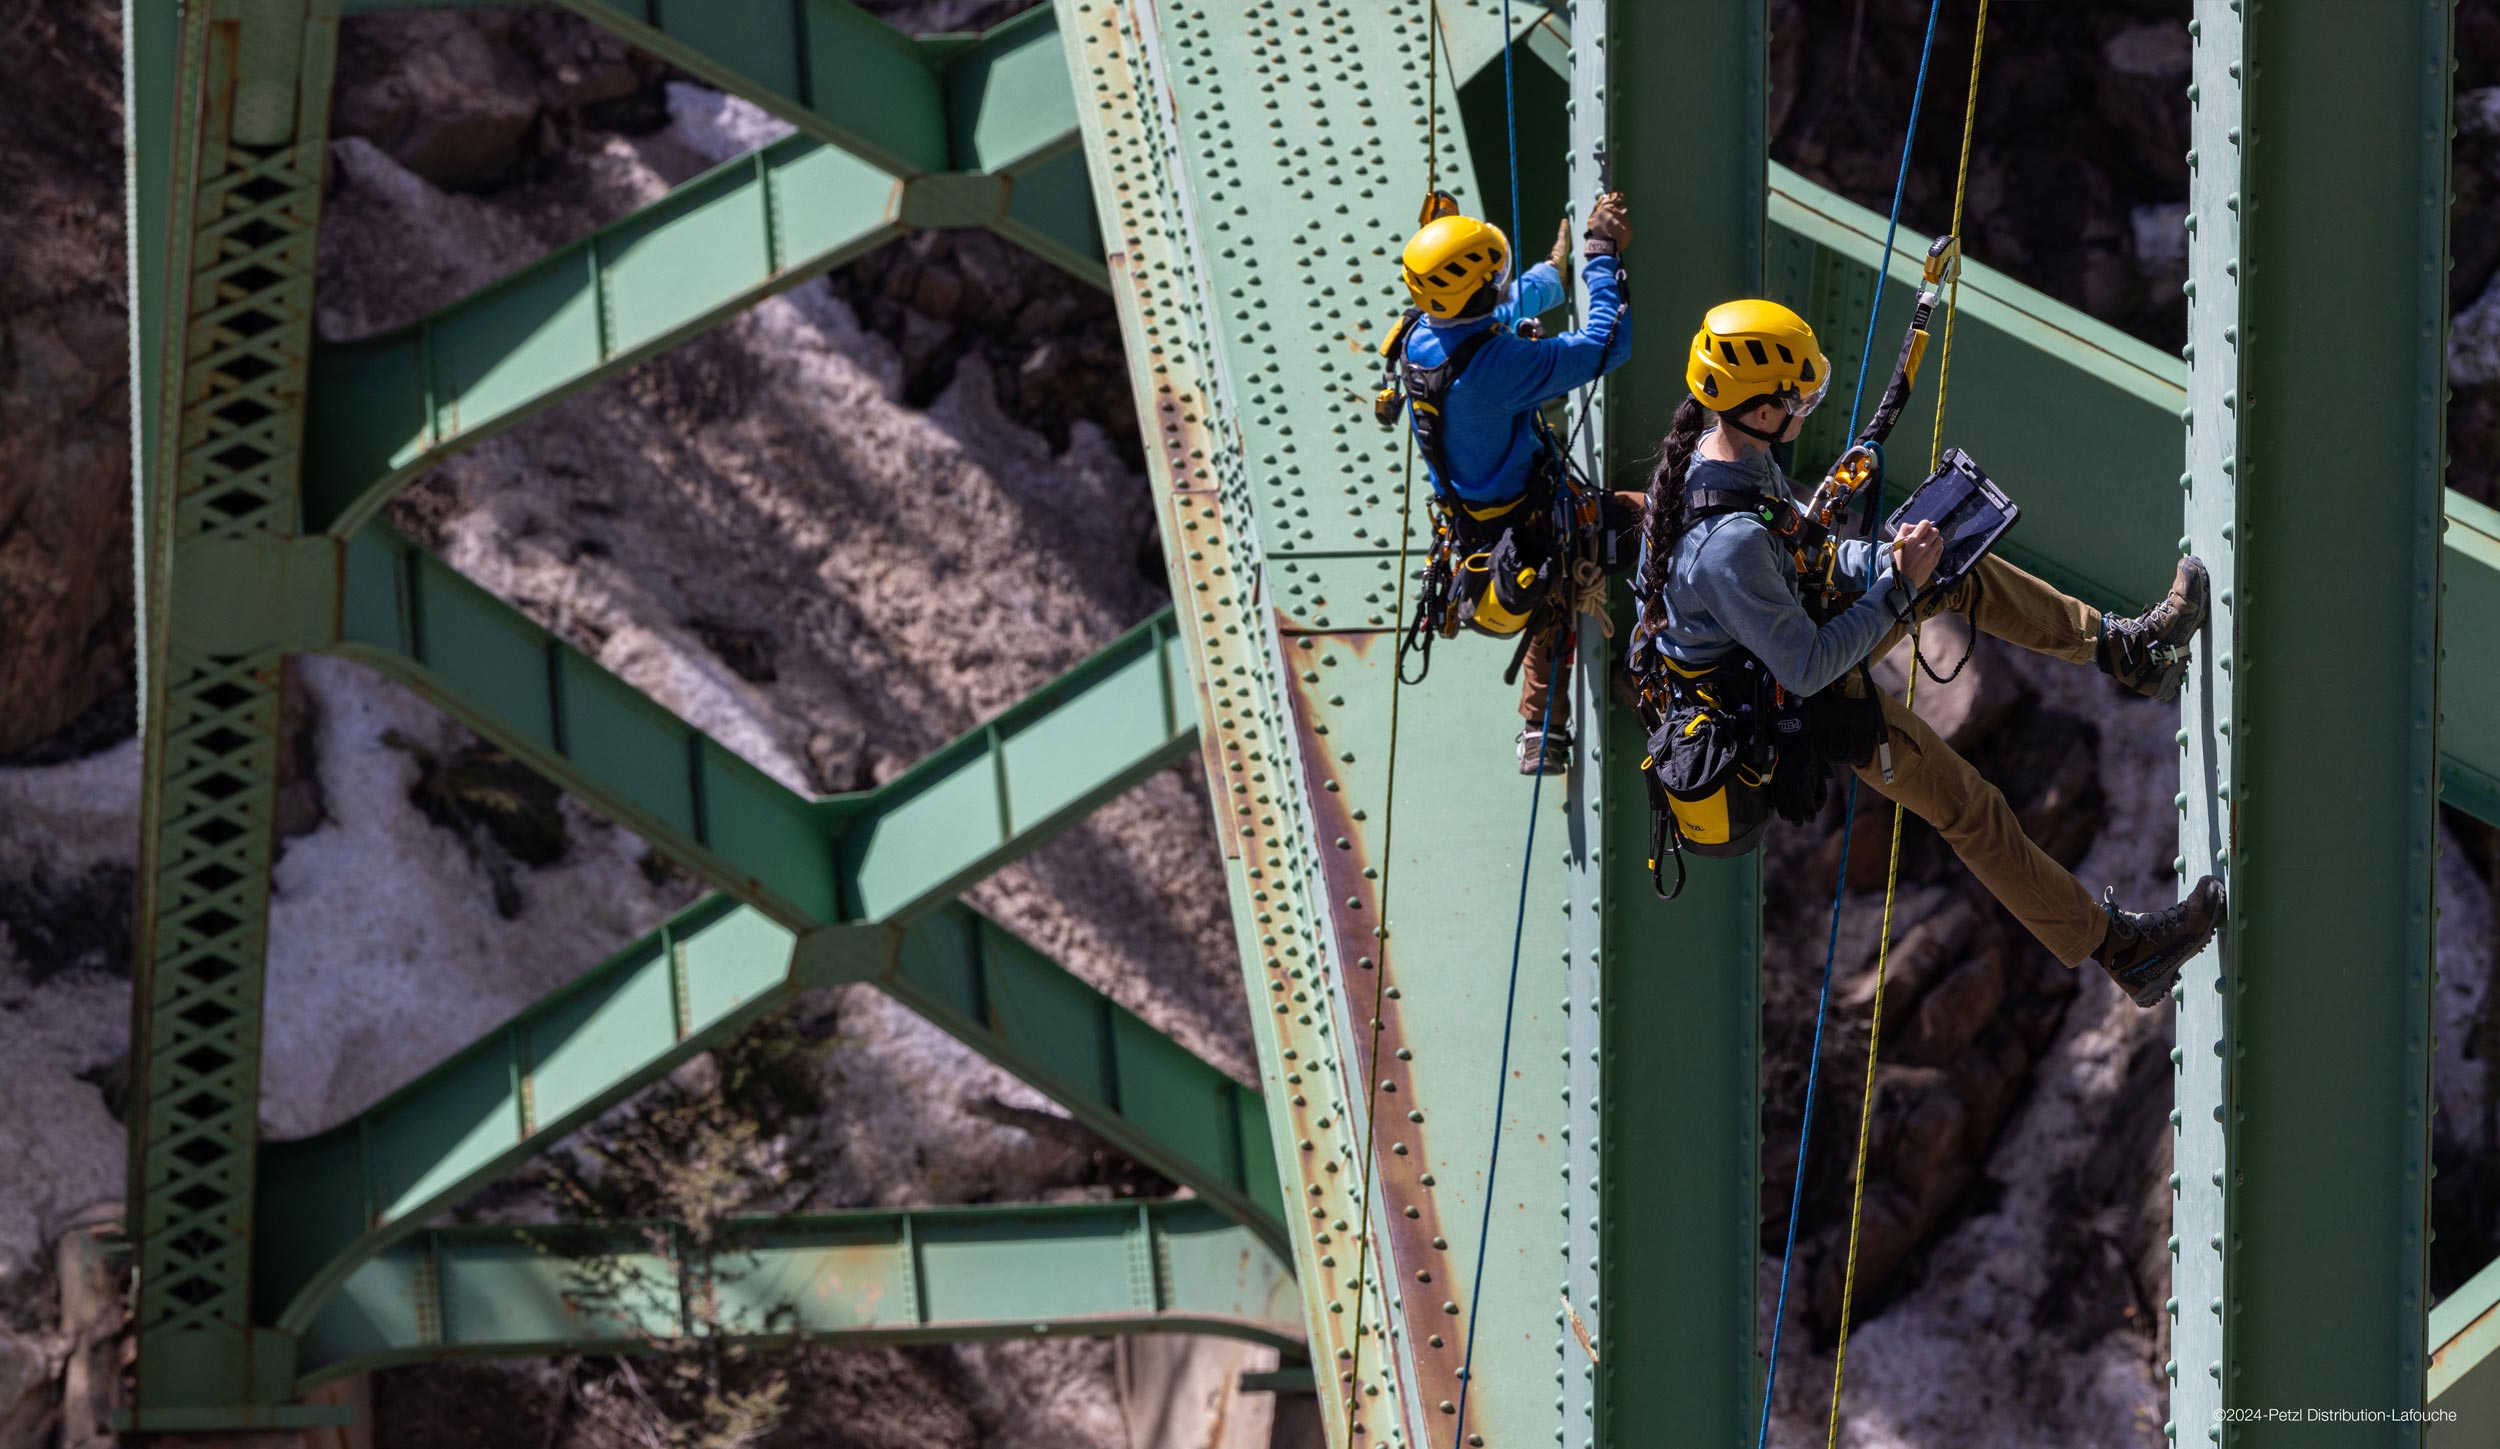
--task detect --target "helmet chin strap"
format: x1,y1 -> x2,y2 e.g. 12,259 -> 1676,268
1719,402 -> 1788,444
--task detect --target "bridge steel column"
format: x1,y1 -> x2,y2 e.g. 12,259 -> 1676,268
1566,3 -> 1765,1444
125,0 -> 347,1430
2174,1 -> 2449,1442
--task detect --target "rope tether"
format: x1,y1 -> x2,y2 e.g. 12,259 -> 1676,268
1827,8 -> 1988,1445
1454,4 -> 1546,1441
1756,3 -> 1947,1445
1337,4 -> 1443,1438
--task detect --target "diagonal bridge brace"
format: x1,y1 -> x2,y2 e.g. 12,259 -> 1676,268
554,0 -> 1101,274
303,0 -> 1102,539
292,1199 -> 1301,1384
257,894 -> 1283,1351
253,522 -> 1286,1335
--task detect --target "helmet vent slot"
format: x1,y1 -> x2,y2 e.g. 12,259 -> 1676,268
1746,340 -> 1771,366
1776,344 -> 1794,363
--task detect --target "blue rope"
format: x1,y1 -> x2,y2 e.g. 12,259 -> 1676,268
1501,0 -> 1522,266
1453,17 -> 1533,1443
1454,515 -> 1563,1449
1756,4 -> 1944,1445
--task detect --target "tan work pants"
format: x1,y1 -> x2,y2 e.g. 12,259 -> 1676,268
1853,556 -> 2110,966
1519,491 -> 1646,724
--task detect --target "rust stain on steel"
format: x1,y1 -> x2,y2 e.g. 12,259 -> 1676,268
1281,651 -> 1473,1444
1115,250 -> 1241,858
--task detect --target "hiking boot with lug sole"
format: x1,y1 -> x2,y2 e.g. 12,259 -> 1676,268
2097,555 -> 2208,702
1517,726 -> 1572,776
2096,875 -> 2226,1007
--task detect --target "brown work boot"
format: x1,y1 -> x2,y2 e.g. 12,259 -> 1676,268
2097,555 -> 2208,701
2095,875 -> 2227,1007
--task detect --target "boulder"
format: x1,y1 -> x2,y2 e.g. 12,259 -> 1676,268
333,14 -> 544,191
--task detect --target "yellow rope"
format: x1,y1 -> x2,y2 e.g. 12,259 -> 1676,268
1339,6 -> 1438,1438
1827,4 -> 1986,1444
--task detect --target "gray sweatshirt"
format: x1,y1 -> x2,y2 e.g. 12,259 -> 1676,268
1643,446 -> 1910,697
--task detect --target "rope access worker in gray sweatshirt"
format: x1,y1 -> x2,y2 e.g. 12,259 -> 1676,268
1630,299 -> 2225,1008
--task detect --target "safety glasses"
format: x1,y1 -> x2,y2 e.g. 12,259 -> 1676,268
1785,378 -> 1829,419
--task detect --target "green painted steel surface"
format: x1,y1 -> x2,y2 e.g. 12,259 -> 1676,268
1055,0 -> 1413,1436
302,132 -> 906,536
1059,2 -> 1611,1443
1574,6 -> 1766,1446
125,0 -> 340,1424
2431,1254 -> 2500,1443
2174,3 -> 2446,1442
295,1200 -> 1301,1382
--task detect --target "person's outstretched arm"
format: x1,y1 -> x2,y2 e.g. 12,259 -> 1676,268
1480,251 -> 1632,412
1688,524 -> 1908,698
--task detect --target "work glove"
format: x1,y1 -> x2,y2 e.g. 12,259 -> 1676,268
1583,191 -> 1631,259
1547,217 -> 1575,304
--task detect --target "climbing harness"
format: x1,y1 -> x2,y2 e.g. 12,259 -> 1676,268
1826,9 -> 1990,1446
1636,245 -> 1956,901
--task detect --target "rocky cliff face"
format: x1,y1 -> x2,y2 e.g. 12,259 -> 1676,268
2,5 -> 2497,1448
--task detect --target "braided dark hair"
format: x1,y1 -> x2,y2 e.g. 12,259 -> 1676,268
1635,396 -> 1715,633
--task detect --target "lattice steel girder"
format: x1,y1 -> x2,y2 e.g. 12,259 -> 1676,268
2174,1 -> 2447,1442
554,0 -> 1102,276
1568,5 -> 1767,1446
256,893 -> 1283,1342
125,0 -> 342,1426
300,131 -> 906,537
292,1200 -> 1301,1382
329,524 -> 1193,931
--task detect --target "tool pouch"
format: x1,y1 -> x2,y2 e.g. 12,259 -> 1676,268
1649,708 -> 1772,859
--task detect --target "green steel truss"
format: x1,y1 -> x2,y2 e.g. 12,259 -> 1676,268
2172,3 -> 2449,1444
1572,7 -> 1767,1445
124,0 -> 1276,1427
293,1200 -> 1299,1383
126,0 -> 343,1427
125,0 -> 2499,1439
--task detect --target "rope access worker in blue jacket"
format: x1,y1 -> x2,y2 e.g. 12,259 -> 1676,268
1394,192 -> 1637,775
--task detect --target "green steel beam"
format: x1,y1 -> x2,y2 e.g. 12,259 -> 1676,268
125,0 -> 342,1427
294,1200 -> 1301,1384
1771,170 -> 2183,615
2444,493 -> 2500,825
2432,1254 -> 2500,1443
1571,6 -> 1765,1446
257,892 -> 1283,1335
301,131 -> 906,537
1765,165 -> 2500,831
331,524 -> 1195,932
556,0 -> 1102,277
2173,2 -> 2447,1443
333,524 -> 837,926
1053,1 -> 1413,1437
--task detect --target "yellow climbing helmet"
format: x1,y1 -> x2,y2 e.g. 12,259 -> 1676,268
1401,213 -> 1511,318
1686,299 -> 1831,414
